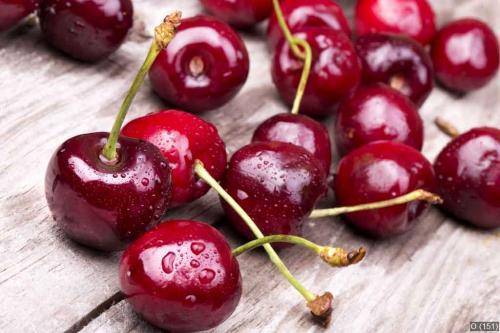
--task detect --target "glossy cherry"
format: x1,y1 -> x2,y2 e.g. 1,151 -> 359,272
149,15 -> 249,113
121,109 -> 227,208
267,0 -> 351,50
431,18 -> 500,93
335,83 -> 423,156
38,0 -> 133,62
120,220 -> 242,332
252,113 -> 332,173
355,33 -> 434,106
334,141 -> 435,237
0,0 -> 40,31
45,133 -> 171,251
221,141 -> 327,242
200,0 -> 273,29
272,28 -> 362,116
355,0 -> 436,45
434,127 -> 500,228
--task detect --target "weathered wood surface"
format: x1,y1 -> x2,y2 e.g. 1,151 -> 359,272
0,0 -> 499,332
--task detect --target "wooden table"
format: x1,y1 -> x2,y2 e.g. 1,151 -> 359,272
1,0 -> 499,332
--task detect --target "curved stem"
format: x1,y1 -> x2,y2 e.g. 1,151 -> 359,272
290,38 -> 312,115
434,117 -> 460,138
101,12 -> 182,162
310,190 -> 443,219
272,0 -> 304,59
194,160 -> 315,302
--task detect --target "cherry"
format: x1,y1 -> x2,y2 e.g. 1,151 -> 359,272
121,109 -> 227,208
431,18 -> 500,93
252,113 -> 332,173
334,141 -> 436,237
267,0 -> 351,50
38,0 -> 133,62
355,0 -> 436,45
272,28 -> 362,116
221,141 -> 327,242
200,0 -> 273,29
149,15 -> 249,113
335,83 -> 423,156
434,127 -> 500,228
0,0 -> 40,31
355,33 -> 434,106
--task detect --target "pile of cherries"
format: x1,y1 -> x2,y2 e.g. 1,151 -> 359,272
3,0 -> 498,331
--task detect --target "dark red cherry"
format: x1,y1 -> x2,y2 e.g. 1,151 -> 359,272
122,109 -> 227,208
45,133 -> 171,251
335,83 -> 423,156
200,0 -> 273,29
120,220 -> 242,332
272,28 -> 362,117
434,127 -> 500,228
0,0 -> 40,31
355,33 -> 434,106
221,142 -> 327,243
355,0 -> 436,45
267,0 -> 351,50
252,113 -> 332,173
431,18 -> 500,93
149,15 -> 249,113
334,141 -> 435,237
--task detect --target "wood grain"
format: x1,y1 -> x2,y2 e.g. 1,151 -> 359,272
0,0 -> 499,332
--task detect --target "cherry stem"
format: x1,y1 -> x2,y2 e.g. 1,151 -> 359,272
101,12 -> 182,162
309,189 -> 443,219
233,234 -> 366,267
272,0 -> 304,59
193,160 -> 316,302
434,117 -> 460,138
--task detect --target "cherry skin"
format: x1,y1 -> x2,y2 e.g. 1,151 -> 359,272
221,142 -> 327,243
355,33 -> 434,106
267,0 -> 351,50
434,127 -> 500,228
200,0 -> 273,29
149,15 -> 249,113
120,220 -> 242,332
355,0 -> 436,45
0,0 -> 40,31
334,141 -> 435,237
252,113 -> 332,173
335,83 -> 424,156
431,18 -> 500,93
272,28 -> 362,117
38,0 -> 133,62
45,133 -> 171,251
121,109 -> 227,208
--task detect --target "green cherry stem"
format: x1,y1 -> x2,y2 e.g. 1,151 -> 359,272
101,11 -> 182,162
272,0 -> 304,59
310,189 -> 443,219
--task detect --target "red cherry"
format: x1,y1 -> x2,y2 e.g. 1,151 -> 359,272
45,133 -> 171,251
0,0 -> 40,31
434,127 -> 500,228
267,0 -> 351,50
122,109 -> 227,208
252,113 -> 332,173
38,0 -> 133,62
334,141 -> 435,237
120,220 -> 242,332
221,142 -> 327,243
431,18 -> 500,93
149,15 -> 250,113
355,0 -> 436,45
335,84 -> 423,156
272,28 -> 362,117
355,33 -> 434,106
199,0 -> 273,29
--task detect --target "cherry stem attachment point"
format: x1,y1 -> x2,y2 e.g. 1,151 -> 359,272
101,11 -> 182,162
434,117 -> 460,138
309,189 -> 443,219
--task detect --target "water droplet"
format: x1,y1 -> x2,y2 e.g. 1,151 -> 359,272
141,178 -> 149,186
199,268 -> 215,283
112,174 -> 118,178
120,173 -> 126,178
161,252 -> 176,274
190,242 -> 205,255
177,241 -> 183,246
190,259 -> 200,268
185,295 -> 196,303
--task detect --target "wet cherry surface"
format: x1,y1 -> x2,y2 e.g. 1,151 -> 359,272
434,127 -> 500,228
0,0 -> 40,31
120,220 -> 242,332
200,0 -> 273,29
